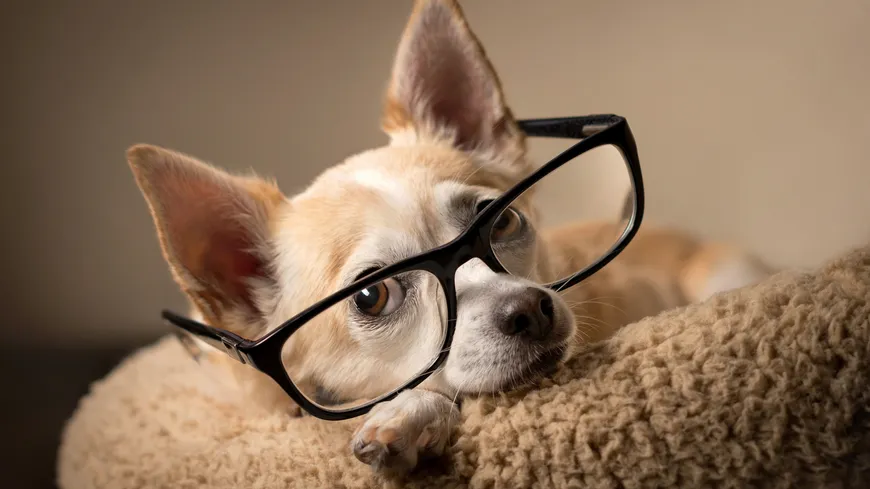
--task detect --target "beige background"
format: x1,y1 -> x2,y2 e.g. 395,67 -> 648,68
2,0 -> 868,347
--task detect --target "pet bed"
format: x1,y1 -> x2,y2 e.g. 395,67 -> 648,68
58,244 -> 870,488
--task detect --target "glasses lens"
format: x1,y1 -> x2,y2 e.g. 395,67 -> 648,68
491,143 -> 634,285
280,269 -> 448,412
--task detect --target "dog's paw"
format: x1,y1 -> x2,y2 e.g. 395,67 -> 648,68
351,389 -> 459,475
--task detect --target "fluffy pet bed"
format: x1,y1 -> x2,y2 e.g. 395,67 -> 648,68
58,244 -> 870,489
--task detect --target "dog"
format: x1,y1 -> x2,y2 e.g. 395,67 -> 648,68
127,0 -> 771,476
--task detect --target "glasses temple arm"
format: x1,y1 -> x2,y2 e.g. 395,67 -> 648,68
162,310 -> 254,365
517,114 -> 624,139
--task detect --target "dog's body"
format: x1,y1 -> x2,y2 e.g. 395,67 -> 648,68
128,0 -> 771,476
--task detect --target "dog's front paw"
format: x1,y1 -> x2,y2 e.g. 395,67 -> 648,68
351,389 -> 459,475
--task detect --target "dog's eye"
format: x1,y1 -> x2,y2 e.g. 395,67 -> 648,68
353,278 -> 406,316
476,200 -> 523,241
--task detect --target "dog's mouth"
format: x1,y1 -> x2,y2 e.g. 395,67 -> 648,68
527,346 -> 567,376
478,345 -> 568,394
518,346 -> 568,385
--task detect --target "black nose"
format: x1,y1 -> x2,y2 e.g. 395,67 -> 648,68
499,288 -> 555,340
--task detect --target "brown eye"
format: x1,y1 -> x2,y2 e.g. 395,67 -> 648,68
353,278 -> 405,316
491,208 -> 522,240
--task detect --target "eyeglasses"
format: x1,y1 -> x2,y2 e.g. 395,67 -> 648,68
163,114 -> 644,421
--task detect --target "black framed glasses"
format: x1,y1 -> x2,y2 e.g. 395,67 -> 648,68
163,114 -> 644,421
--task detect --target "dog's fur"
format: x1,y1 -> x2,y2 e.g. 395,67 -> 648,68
127,0 -> 771,476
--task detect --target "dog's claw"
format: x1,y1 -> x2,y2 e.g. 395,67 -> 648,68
351,389 -> 459,475
353,439 -> 388,466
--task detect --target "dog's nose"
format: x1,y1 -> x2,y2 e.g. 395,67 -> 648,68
499,288 -> 555,340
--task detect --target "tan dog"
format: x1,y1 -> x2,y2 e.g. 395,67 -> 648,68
127,0 -> 771,475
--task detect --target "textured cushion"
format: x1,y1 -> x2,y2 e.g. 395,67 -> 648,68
58,245 -> 870,489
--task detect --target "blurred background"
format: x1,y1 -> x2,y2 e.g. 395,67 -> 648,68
2,1 -> 868,487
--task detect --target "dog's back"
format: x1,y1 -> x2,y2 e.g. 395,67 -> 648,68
545,219 -> 772,343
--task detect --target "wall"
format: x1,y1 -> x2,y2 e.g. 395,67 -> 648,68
2,0 -> 868,347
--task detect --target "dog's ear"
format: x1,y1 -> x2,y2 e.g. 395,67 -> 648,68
383,0 -> 525,157
127,144 -> 285,335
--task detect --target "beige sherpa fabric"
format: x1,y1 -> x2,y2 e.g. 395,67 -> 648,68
58,245 -> 870,489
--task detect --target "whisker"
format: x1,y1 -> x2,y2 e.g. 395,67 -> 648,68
447,377 -> 467,434
427,365 -> 447,378
573,314 -> 611,330
556,279 -> 595,295
554,279 -> 572,294
579,298 -> 627,313
574,325 -> 592,341
457,157 -> 502,187
561,295 -> 629,321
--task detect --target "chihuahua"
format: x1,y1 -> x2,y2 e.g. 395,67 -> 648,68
127,0 -> 771,475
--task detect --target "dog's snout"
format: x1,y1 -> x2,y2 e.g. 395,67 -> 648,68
499,288 -> 555,341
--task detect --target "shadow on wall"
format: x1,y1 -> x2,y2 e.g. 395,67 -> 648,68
0,345 -> 139,489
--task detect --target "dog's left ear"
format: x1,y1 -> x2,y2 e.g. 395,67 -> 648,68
383,0 -> 525,158
127,144 -> 285,336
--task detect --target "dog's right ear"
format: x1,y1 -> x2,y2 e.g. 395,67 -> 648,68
127,145 -> 285,336
383,0 -> 525,159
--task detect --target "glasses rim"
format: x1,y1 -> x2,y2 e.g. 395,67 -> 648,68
162,113 -> 645,420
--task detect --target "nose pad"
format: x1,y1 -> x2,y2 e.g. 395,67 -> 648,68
499,288 -> 556,341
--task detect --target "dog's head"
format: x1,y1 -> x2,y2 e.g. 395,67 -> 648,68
129,0 -> 576,404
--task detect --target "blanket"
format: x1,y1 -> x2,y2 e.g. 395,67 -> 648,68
58,245 -> 870,488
